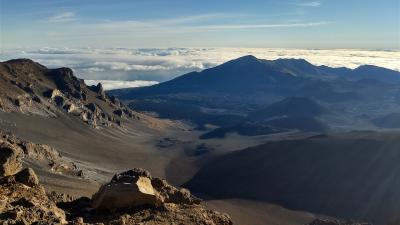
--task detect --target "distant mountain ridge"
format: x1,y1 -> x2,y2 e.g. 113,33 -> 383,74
111,55 -> 400,98
109,55 -> 400,133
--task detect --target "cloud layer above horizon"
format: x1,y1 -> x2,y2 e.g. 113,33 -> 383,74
1,48 -> 399,89
84,80 -> 158,90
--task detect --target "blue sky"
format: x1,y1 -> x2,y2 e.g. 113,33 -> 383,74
1,0 -> 399,49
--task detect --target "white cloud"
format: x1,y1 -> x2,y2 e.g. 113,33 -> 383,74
47,12 -> 76,23
153,13 -> 239,25
195,21 -> 328,31
93,61 -> 173,71
28,13 -> 330,48
1,48 -> 399,83
84,80 -> 159,90
84,19 -> 328,33
298,1 -> 322,7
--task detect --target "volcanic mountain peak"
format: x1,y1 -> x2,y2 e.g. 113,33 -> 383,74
266,58 -> 313,67
211,56 -> 325,78
0,59 -> 138,127
228,55 -> 311,67
144,55 -> 301,94
226,54 -> 260,64
116,55 -> 400,96
202,55 -> 265,76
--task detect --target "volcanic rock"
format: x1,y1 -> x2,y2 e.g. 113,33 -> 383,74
68,168 -> 232,225
15,168 -> 39,187
91,168 -> 161,210
92,168 -> 201,210
89,83 -> 106,100
0,129 -> 80,177
0,143 -> 23,177
0,168 -> 67,224
151,177 -> 201,205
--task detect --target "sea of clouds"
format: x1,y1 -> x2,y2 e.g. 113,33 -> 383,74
1,47 -> 399,90
84,80 -> 159,90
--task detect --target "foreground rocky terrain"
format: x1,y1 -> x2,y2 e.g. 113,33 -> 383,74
0,168 -> 67,224
0,137 -> 232,224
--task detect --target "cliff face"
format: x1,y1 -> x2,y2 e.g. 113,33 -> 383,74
0,59 -> 138,127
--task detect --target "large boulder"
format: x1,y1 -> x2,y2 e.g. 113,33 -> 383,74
91,168 -> 201,211
0,143 -> 23,176
91,168 -> 161,210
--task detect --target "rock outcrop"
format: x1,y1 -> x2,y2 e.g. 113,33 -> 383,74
0,168 -> 67,224
0,129 -> 81,177
0,143 -> 23,176
15,168 -> 39,188
69,203 -> 233,225
92,168 -> 161,210
0,166 -> 232,225
0,59 -> 138,127
151,176 -> 201,205
84,168 -> 231,224
92,168 -> 201,210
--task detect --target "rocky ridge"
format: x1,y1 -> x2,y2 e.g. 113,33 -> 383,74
0,129 -> 81,178
0,168 -> 67,224
0,59 -> 138,127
